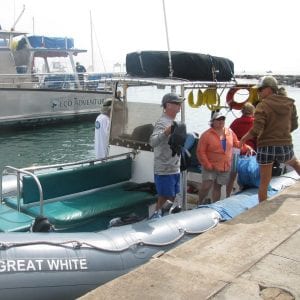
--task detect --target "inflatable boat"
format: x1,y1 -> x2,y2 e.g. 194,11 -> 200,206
1,75 -> 298,299
0,170 -> 298,300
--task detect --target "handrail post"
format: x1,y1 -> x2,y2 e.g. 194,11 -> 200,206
181,170 -> 187,211
0,170 -> 3,204
17,171 -> 21,212
2,166 -> 44,216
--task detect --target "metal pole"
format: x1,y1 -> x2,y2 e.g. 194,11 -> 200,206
180,85 -> 187,210
11,4 -> 25,31
90,10 -> 94,72
162,0 -> 174,79
32,17 -> 35,34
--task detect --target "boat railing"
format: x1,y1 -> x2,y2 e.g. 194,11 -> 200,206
0,150 -> 138,215
0,166 -> 43,214
0,72 -> 113,91
22,150 -> 138,173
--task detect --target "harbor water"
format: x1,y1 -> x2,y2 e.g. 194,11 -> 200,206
1,86 -> 300,172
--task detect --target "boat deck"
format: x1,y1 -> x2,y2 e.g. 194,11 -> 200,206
79,181 -> 300,300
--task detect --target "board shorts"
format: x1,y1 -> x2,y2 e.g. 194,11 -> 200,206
257,145 -> 294,165
154,173 -> 180,197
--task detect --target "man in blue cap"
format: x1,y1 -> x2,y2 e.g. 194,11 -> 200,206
149,92 -> 184,218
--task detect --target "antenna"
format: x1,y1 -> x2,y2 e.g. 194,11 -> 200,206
32,16 -> 35,34
11,4 -> 26,31
162,0 -> 173,78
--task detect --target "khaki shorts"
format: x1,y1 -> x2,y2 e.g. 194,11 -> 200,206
202,168 -> 230,185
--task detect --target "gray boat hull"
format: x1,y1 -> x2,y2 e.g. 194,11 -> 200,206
0,208 -> 219,300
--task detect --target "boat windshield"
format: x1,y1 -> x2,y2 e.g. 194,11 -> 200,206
110,101 -> 162,151
109,84 -> 182,151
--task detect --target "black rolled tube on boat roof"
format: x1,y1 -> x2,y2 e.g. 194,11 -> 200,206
126,51 -> 234,81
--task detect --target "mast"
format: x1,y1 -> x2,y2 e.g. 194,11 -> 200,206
162,0 -> 173,79
162,0 -> 187,210
90,10 -> 94,72
11,4 -> 25,31
32,16 -> 35,34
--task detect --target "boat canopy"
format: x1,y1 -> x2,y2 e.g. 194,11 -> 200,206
17,35 -> 74,50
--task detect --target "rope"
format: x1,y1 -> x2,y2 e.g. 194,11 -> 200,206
0,221 -> 218,253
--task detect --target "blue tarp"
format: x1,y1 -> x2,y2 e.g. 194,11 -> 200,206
17,35 -> 74,50
198,170 -> 299,221
198,188 -> 278,221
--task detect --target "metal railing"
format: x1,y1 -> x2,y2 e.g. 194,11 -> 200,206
0,150 -> 138,216
0,72 -> 113,91
1,166 -> 43,214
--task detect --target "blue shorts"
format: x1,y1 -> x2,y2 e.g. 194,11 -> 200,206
154,173 -> 180,198
257,145 -> 295,165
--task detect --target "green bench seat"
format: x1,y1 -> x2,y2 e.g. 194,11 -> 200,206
21,183 -> 156,227
0,205 -> 33,232
22,158 -> 132,204
3,157 -> 156,229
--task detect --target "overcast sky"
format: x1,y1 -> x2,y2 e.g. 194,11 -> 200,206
1,0 -> 299,74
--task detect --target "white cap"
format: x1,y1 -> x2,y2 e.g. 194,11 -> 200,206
211,111 -> 226,121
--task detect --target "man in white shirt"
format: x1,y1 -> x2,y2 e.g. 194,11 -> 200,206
95,99 -> 112,159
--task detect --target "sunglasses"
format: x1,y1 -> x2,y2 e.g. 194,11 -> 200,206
258,87 -> 267,92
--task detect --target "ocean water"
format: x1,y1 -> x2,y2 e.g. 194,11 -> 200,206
0,86 -> 300,172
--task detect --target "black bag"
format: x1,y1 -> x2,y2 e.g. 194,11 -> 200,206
168,122 -> 187,157
126,51 -> 234,81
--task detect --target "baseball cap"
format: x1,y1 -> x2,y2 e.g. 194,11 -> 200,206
211,111 -> 226,121
101,98 -> 112,113
255,76 -> 278,90
103,99 -> 112,107
161,93 -> 184,107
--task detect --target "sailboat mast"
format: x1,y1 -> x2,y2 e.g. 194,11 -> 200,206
162,0 -> 173,78
90,10 -> 94,72
11,4 -> 25,31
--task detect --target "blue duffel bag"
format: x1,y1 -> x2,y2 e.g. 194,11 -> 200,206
237,155 -> 260,188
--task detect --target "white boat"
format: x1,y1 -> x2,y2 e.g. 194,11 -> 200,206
0,29 -> 112,129
1,60 -> 298,299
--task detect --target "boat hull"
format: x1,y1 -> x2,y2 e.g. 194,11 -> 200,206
0,208 -> 219,300
0,88 -> 111,128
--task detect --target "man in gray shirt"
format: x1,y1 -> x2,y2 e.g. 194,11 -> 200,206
149,93 -> 184,218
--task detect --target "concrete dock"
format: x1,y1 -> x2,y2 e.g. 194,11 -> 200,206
80,182 -> 300,300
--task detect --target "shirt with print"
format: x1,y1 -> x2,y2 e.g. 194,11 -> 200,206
95,114 -> 110,159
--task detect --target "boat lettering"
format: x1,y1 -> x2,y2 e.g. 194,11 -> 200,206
74,99 -> 101,106
0,258 -> 88,273
51,97 -> 102,109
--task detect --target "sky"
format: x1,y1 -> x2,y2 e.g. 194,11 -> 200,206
1,0 -> 299,74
